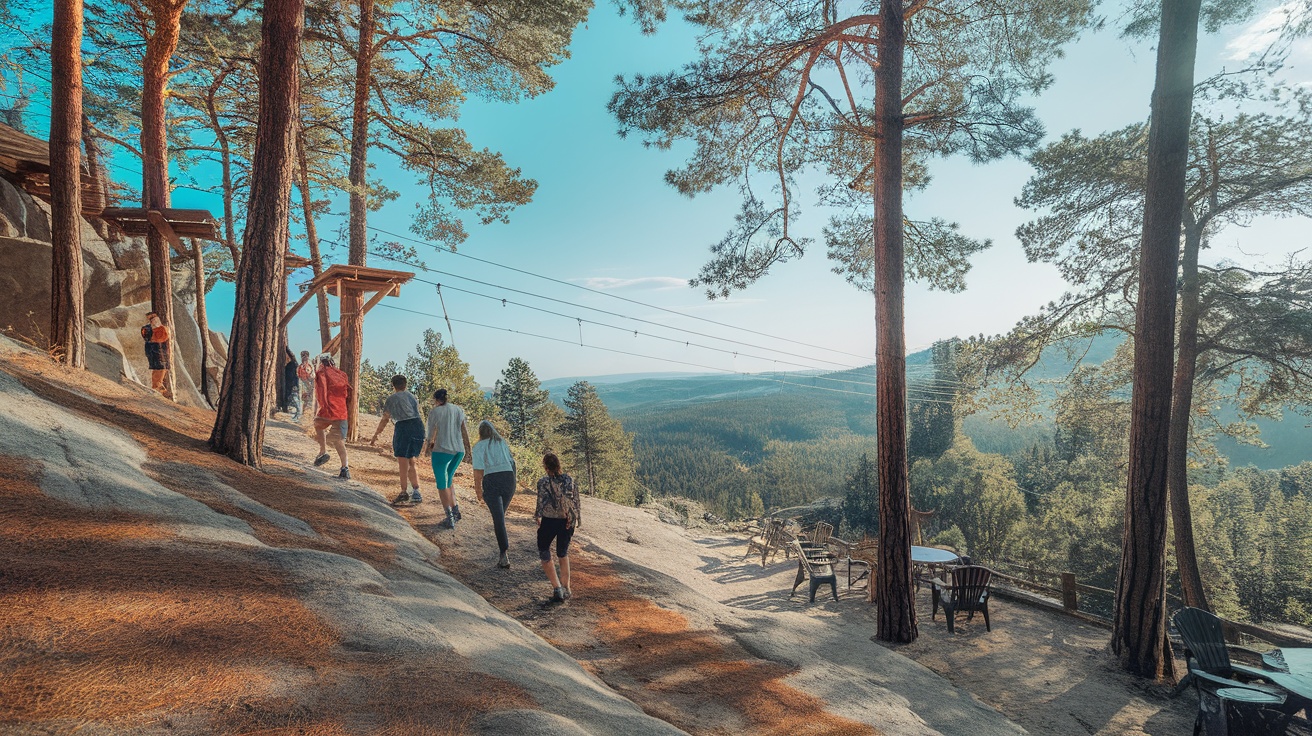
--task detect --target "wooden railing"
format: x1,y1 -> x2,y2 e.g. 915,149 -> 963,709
983,558 -> 1312,647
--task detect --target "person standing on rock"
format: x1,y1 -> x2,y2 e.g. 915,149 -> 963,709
297,351 -> 316,420
535,453 -> 581,603
471,420 -> 516,568
370,374 -> 426,506
424,388 -> 471,529
141,311 -> 172,399
313,353 -> 351,479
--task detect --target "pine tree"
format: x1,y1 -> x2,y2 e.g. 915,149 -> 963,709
209,0 -> 303,465
403,328 -> 495,419
493,357 -> 551,445
48,0 -> 85,368
842,453 -> 880,537
560,381 -> 636,505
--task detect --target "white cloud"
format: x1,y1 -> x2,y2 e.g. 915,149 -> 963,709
577,276 -> 689,291
1225,2 -> 1302,60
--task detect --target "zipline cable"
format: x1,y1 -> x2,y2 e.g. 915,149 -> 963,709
365,224 -> 877,362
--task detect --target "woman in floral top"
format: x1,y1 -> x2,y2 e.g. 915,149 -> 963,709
535,453 -> 581,603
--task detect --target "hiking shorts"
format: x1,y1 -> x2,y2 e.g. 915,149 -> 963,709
431,451 -> 463,490
392,418 -> 425,459
537,517 -> 574,561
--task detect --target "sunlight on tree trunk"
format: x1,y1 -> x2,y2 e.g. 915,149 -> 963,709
1168,223 -> 1209,611
141,0 -> 185,401
1114,0 -> 1199,681
49,0 -> 85,368
873,0 -> 917,645
209,0 -> 303,466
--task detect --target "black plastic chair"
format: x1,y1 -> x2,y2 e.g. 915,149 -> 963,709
1173,607 -> 1289,736
931,565 -> 992,633
789,540 -> 838,603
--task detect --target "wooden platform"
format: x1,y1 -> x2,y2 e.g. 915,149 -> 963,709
99,207 -> 219,240
311,264 -> 415,296
0,122 -> 105,216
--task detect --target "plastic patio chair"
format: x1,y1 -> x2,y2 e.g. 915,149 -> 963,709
931,565 -> 993,633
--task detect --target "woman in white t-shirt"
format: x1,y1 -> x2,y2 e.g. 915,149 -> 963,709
472,420 -> 517,568
425,388 -> 471,529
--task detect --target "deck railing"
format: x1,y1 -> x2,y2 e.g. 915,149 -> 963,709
983,558 -> 1312,648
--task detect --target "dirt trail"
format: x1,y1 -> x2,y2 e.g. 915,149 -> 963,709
368,468 -> 878,736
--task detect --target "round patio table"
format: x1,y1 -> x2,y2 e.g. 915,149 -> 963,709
911,546 -> 959,565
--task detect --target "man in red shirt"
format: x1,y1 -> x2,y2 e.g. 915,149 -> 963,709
313,353 -> 352,479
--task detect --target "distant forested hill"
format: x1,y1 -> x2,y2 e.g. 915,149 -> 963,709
539,337 -> 1312,519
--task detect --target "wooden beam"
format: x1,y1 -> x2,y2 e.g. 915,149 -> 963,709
358,282 -> 397,318
147,209 -> 189,258
279,282 -> 323,329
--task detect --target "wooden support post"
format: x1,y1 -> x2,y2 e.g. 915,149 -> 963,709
147,209 -> 189,258
340,286 -> 360,441
1061,572 -> 1079,613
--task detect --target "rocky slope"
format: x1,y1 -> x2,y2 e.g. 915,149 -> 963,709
0,178 -> 225,406
0,337 -> 680,735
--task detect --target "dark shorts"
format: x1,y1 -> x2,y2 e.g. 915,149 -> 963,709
146,347 -> 167,371
392,418 -> 425,458
537,517 -> 574,561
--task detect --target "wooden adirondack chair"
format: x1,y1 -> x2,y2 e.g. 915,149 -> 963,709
744,518 -> 786,567
931,565 -> 994,633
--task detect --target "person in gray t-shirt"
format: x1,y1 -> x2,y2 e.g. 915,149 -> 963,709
370,375 -> 426,505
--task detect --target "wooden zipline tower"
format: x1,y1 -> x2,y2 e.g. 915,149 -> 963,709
279,263 -> 413,440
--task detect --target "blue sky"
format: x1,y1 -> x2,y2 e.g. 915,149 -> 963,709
113,2 -> 1312,384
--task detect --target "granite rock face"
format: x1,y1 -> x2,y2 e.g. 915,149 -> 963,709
0,177 -> 226,406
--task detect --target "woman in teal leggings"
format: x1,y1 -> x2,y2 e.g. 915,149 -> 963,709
424,389 -> 472,529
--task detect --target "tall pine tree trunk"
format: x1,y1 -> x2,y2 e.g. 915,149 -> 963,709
296,128 -> 332,348
206,67 -> 240,268
873,0 -> 916,644
1169,222 -> 1209,611
189,238 -> 211,405
49,0 -> 85,368
340,0 -> 375,440
1113,0 -> 1199,681
210,0 -> 303,466
142,0 -> 185,400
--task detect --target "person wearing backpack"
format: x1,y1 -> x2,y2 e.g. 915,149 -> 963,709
141,311 -> 171,398
312,353 -> 352,479
535,453 -> 581,603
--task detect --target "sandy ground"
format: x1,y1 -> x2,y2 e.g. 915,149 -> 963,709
330,434 -> 1019,735
330,428 -> 1195,736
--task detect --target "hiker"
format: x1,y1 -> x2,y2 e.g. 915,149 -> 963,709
297,350 -> 316,418
313,353 -> 351,479
471,420 -> 516,568
370,374 -> 425,505
140,311 -> 171,397
281,348 -> 300,420
424,388 -> 471,529
535,452 -> 581,603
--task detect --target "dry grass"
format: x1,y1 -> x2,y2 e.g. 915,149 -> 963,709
0,455 -> 338,727
0,353 -> 539,733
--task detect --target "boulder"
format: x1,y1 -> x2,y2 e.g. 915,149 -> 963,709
0,177 -> 227,407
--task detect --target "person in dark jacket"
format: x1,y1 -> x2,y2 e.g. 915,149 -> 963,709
282,348 -> 301,420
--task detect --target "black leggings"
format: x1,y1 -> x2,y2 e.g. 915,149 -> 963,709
481,471 -> 515,552
537,517 -> 574,561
